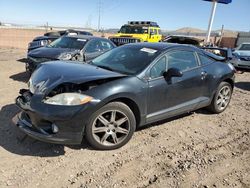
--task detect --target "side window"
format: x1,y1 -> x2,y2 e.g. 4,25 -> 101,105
167,51 -> 198,72
85,40 -> 102,53
199,54 -> 215,65
154,29 -> 157,35
100,40 -> 114,51
150,56 -> 167,79
155,29 -> 158,35
150,28 -> 155,35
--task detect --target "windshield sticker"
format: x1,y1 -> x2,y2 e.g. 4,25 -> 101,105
68,33 -> 77,36
140,48 -> 157,54
77,39 -> 87,42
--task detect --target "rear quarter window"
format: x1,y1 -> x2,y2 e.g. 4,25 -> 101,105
167,51 -> 198,72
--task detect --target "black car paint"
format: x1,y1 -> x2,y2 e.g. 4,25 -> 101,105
28,30 -> 93,52
27,35 -> 116,72
16,43 -> 235,145
28,47 -> 78,59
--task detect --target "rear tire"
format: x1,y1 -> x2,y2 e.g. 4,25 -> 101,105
207,82 -> 232,113
85,102 -> 136,150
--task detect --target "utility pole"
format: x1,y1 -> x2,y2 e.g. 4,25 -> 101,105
45,22 -> 48,33
203,0 -> 232,45
205,0 -> 217,44
98,0 -> 102,32
218,24 -> 224,46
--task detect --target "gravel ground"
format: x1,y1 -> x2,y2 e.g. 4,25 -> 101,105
0,48 -> 249,188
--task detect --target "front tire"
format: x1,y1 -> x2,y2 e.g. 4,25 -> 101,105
85,102 -> 136,150
208,82 -> 232,113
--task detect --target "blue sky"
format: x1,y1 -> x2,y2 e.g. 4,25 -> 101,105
0,0 -> 249,31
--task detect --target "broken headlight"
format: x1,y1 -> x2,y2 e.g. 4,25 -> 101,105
58,53 -> 73,60
44,93 -> 93,106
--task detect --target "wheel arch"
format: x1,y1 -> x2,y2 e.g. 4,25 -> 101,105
109,97 -> 141,128
223,78 -> 234,89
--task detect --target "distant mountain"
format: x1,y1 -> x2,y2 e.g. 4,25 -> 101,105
161,27 -> 239,37
174,27 -> 206,33
104,28 -> 119,33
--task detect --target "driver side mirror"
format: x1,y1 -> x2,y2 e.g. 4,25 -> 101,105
163,68 -> 183,82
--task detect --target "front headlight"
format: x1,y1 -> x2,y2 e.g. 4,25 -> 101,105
40,40 -> 48,46
58,53 -> 72,60
44,93 -> 93,106
228,63 -> 236,71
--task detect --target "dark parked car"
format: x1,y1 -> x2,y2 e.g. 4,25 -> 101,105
163,35 -> 204,47
28,29 -> 93,52
15,43 -> 235,150
26,35 -> 116,73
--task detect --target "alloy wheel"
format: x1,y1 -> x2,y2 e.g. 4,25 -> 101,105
92,110 -> 130,146
216,85 -> 231,111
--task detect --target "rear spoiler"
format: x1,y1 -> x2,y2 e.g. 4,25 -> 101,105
201,47 -> 233,61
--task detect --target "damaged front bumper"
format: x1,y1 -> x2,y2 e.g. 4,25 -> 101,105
14,90 -> 95,145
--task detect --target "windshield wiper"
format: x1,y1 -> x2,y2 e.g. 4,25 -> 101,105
92,64 -> 129,75
96,65 -> 114,72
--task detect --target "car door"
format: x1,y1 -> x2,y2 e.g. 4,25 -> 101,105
147,49 -> 203,123
148,28 -> 156,42
197,53 -> 218,104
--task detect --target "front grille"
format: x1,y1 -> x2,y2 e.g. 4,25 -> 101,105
240,56 -> 250,61
22,112 -> 52,133
29,41 -> 43,49
28,40 -> 48,49
110,37 -> 140,46
238,64 -> 250,68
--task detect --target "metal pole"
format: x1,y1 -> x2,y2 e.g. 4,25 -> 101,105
205,0 -> 217,44
218,24 -> 224,46
98,0 -> 101,31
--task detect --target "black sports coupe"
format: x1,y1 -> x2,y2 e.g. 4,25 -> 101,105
15,43 -> 235,150
28,29 -> 93,52
26,35 -> 116,73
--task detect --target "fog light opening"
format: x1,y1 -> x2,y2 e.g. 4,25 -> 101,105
51,123 -> 59,133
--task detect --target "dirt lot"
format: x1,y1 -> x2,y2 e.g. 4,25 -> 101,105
0,48 -> 249,188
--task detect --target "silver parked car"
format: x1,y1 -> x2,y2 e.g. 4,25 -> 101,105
231,43 -> 250,69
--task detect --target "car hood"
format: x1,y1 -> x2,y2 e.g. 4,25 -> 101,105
234,50 -> 250,57
33,36 -> 58,41
29,61 -> 126,95
28,47 -> 79,59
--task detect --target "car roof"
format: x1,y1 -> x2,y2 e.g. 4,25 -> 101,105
123,42 -> 198,52
165,35 -> 203,41
63,35 -> 106,40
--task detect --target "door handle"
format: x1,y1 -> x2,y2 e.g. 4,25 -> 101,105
201,71 -> 208,80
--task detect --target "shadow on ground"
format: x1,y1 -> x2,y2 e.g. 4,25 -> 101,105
0,103 -> 87,157
235,82 -> 250,91
9,71 -> 30,83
